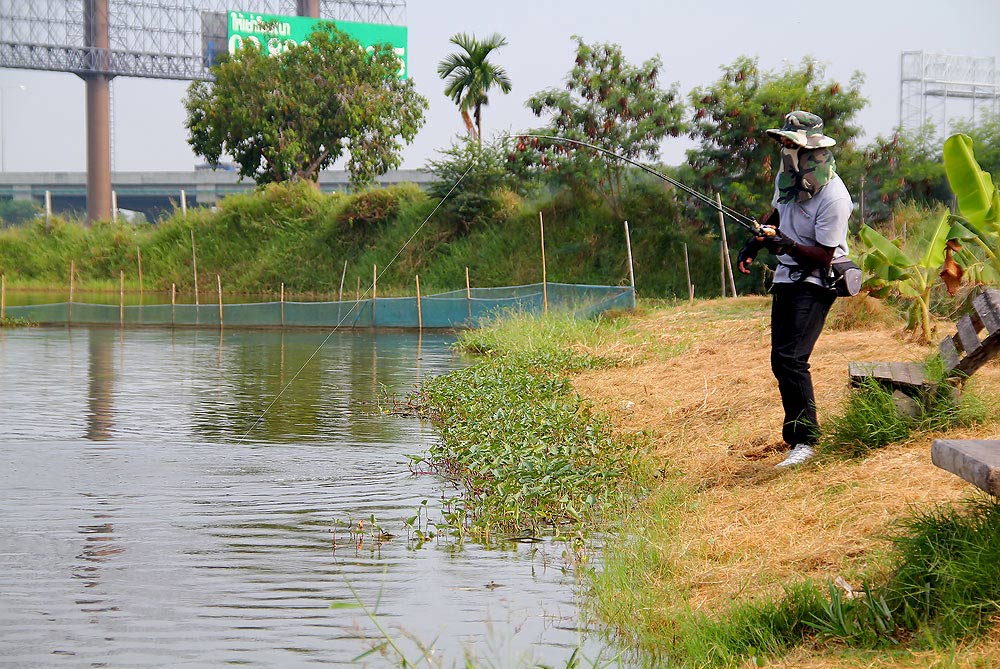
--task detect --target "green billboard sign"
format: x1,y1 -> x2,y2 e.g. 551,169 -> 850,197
227,11 -> 408,78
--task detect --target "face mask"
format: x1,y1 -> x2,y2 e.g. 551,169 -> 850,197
776,147 -> 836,204
780,146 -> 800,173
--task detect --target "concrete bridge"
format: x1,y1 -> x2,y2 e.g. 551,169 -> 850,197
0,169 -> 434,220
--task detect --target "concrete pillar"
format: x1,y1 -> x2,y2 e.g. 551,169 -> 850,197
83,0 -> 112,224
296,0 -> 320,17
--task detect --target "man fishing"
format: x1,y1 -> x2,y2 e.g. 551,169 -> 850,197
736,111 -> 853,468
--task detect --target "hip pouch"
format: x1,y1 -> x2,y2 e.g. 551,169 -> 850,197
827,257 -> 863,297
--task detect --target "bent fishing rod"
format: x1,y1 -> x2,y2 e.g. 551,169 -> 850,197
513,134 -> 776,237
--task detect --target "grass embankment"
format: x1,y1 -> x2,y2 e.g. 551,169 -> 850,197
0,181 -> 725,299
423,296 -> 1000,667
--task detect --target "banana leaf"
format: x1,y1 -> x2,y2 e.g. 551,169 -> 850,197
943,134 -> 1000,227
859,225 -> 914,268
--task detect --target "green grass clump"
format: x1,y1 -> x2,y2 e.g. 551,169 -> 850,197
882,496 -> 1000,642
820,357 -> 989,458
0,315 -> 33,327
419,311 -> 653,538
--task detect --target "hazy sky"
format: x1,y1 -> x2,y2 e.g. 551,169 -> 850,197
1,0 -> 998,174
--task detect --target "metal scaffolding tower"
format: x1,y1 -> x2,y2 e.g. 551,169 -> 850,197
900,51 -> 999,140
0,0 -> 406,221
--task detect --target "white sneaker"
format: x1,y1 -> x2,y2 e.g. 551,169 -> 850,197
775,444 -> 816,468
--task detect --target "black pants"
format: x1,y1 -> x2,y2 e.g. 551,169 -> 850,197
770,282 -> 836,446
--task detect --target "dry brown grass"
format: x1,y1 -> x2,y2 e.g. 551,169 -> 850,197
573,296 -> 1000,612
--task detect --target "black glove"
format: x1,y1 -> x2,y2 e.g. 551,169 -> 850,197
737,237 -> 763,273
760,226 -> 796,256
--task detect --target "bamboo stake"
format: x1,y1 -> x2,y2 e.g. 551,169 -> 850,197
1,274 -> 5,319
171,283 -> 176,326
280,282 -> 285,326
112,191 -> 118,224
683,243 -> 694,305
539,211 -> 548,314
415,274 -> 422,332
136,247 -> 144,302
119,270 -> 124,327
69,260 -> 75,324
716,193 -> 738,298
624,220 -> 636,309
465,266 -> 472,323
372,264 -> 377,326
356,276 -> 360,302
190,229 -> 199,306
338,260 -> 347,302
45,191 -> 52,231
217,274 -> 223,328
180,189 -> 187,218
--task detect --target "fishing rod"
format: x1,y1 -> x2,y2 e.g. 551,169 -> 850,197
513,134 -> 775,237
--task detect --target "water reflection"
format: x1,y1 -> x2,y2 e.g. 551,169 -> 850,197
86,329 -> 115,441
0,326 -> 611,667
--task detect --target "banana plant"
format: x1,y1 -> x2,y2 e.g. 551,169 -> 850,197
855,134 -> 998,342
857,213 -> 969,342
941,133 -> 1000,285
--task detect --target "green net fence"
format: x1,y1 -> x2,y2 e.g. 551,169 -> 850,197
4,283 -> 635,329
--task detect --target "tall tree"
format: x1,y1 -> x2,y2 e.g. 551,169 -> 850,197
185,25 -> 427,189
437,32 -> 512,143
685,56 -> 867,222
513,36 -> 686,216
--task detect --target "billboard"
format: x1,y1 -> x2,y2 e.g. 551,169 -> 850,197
227,11 -> 408,78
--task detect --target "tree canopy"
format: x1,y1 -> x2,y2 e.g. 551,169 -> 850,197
513,36 -> 686,216
184,25 -> 427,189
684,56 -> 867,222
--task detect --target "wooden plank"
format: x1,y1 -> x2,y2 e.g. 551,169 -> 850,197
955,314 -> 982,355
850,361 -> 928,392
889,361 -> 927,387
956,329 -> 1000,377
931,439 -> 1000,496
940,336 -> 961,372
973,288 -> 1000,335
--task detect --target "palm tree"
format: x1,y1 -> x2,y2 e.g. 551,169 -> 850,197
437,32 -> 512,144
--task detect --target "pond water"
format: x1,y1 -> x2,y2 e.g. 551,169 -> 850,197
0,327 -> 613,667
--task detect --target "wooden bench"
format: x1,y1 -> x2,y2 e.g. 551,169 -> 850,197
849,287 -> 1000,396
931,439 -> 1000,496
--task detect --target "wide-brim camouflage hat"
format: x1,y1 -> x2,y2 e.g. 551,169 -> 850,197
765,110 -> 836,148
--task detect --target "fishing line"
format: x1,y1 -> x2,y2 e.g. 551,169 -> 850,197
235,163 -> 476,443
238,132 -> 758,441
513,134 -> 764,233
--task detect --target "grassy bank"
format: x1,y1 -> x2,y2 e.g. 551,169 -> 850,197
422,297 -> 1000,667
0,181 -> 729,300
417,311 -> 659,541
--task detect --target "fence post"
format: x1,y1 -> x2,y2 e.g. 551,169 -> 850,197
69,260 -> 75,324
372,264 -> 377,326
539,211 -> 548,314
415,274 -> 422,332
190,229 -> 199,306
338,260 -> 347,303
624,220 -> 636,309
716,193 -> 738,298
112,191 -> 118,224
119,270 -> 124,327
684,243 -> 694,305
465,266 -> 472,324
1,274 -> 5,319
45,190 -> 52,231
136,247 -> 144,302
181,189 -> 187,218
171,283 -> 176,326
280,282 -> 285,326
217,274 -> 223,328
